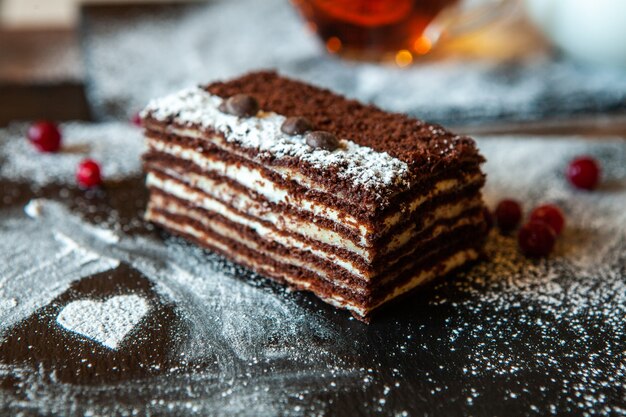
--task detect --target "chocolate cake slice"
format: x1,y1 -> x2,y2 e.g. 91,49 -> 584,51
140,71 -> 488,321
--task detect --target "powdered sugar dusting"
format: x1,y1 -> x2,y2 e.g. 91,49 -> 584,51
0,122 -> 144,188
142,87 -> 410,195
425,136 -> 626,414
1,135 -> 625,415
1,199 -> 358,416
0,213 -> 120,334
57,295 -> 150,350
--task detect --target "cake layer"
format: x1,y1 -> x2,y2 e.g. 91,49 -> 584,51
144,157 -> 483,256
143,127 -> 485,226
146,170 -> 485,266
146,188 -> 485,286
141,74 -> 485,213
143,134 -> 485,244
141,91 -> 411,210
146,204 -> 482,318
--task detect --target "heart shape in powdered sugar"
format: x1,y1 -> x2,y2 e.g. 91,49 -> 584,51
56,295 -> 150,350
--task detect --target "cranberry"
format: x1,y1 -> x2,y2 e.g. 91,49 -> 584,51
567,156 -> 600,190
530,204 -> 565,235
494,199 -> 522,232
518,221 -> 557,258
131,112 -> 142,127
76,159 -> 102,188
27,121 -> 62,152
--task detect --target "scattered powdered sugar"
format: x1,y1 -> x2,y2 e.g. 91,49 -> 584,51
56,295 -> 150,350
424,136 -> 626,414
0,135 -> 625,415
143,87 -> 410,193
0,122 -> 144,188
1,199 -> 359,416
83,0 -> 318,120
22,199 -> 346,362
0,211 -> 120,333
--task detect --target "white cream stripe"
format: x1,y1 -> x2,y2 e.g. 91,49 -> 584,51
327,249 -> 479,317
145,209 -> 365,294
147,173 -> 371,258
147,172 -> 484,278
149,191 -> 483,282
148,193 -> 366,277
146,137 -> 365,234
150,203 -> 479,316
147,205 -> 479,309
146,136 -> 484,237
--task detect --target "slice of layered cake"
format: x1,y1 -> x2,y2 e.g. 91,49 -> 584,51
141,71 -> 488,321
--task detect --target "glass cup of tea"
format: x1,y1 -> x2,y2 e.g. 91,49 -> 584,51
291,0 -> 516,63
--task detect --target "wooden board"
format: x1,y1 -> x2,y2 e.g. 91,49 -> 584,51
0,29 -> 91,126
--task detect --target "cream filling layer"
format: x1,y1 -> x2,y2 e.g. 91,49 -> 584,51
158,128 -> 401,204
149,191 -> 483,281
147,136 -> 483,238
147,172 -> 370,258
147,137 -> 364,234
325,249 -> 479,317
148,171 -> 483,266
384,196 -> 482,254
379,214 -> 481,278
148,193 -> 364,278
147,206 -> 479,309
146,208 -> 365,294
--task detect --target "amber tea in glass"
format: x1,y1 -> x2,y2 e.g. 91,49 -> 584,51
292,0 -> 512,62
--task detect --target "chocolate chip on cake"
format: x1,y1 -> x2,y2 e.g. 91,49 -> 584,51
281,117 -> 313,136
219,94 -> 259,117
305,131 -> 340,151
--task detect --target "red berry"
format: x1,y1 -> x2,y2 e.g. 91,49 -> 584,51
131,112 -> 142,127
76,159 -> 102,188
494,199 -> 522,232
567,156 -> 600,190
530,204 -> 565,235
27,121 -> 62,152
518,221 -> 557,258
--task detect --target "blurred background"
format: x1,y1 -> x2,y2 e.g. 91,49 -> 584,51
1,0 -> 626,135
